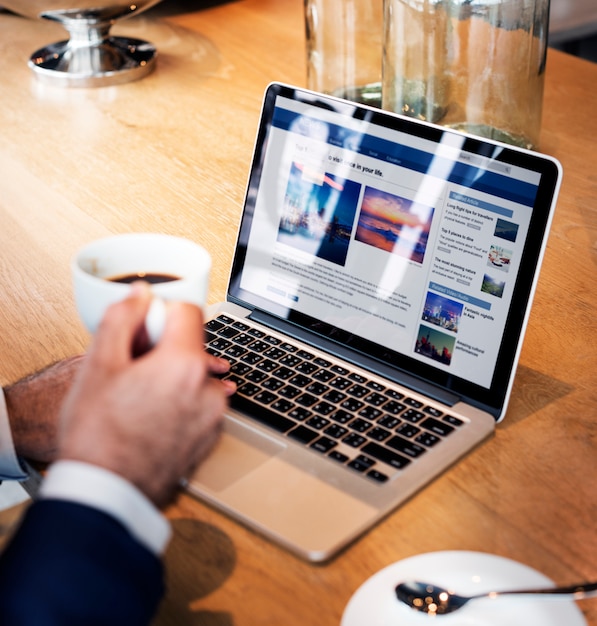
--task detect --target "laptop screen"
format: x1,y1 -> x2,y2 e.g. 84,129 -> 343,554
229,84 -> 561,419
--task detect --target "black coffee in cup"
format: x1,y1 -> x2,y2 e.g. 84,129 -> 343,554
109,272 -> 180,285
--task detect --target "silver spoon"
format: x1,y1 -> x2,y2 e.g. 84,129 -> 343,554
395,579 -> 597,615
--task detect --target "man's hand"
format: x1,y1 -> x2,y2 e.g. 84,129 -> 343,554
58,284 -> 234,508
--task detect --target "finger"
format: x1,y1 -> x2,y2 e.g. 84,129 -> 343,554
220,379 -> 237,396
158,301 -> 205,353
90,283 -> 152,369
205,354 -> 236,394
207,354 -> 232,375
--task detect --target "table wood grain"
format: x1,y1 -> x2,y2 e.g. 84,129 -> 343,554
0,1 -> 596,624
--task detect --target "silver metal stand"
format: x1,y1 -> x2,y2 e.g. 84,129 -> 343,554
29,9 -> 158,87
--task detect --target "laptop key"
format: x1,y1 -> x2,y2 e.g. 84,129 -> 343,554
348,372 -> 367,383
279,354 -> 301,367
296,361 -> 318,375
322,390 -> 347,404
368,426 -> 392,442
206,318 -> 226,331
402,408 -> 425,423
230,395 -> 296,433
378,415 -> 401,429
341,398 -> 364,412
271,399 -> 294,413
328,450 -> 350,464
289,374 -> 311,388
231,362 -> 252,376
324,424 -> 349,439
349,418 -> 373,433
231,320 -> 250,331
313,369 -> 335,382
365,392 -> 386,406
311,437 -> 337,453
396,423 -> 421,438
246,370 -> 267,383
330,409 -> 353,424
366,380 -> 385,392
295,393 -> 319,407
421,417 -> 455,437
272,366 -> 294,380
382,400 -> 407,415
347,384 -> 369,398
358,406 -> 382,420
225,345 -> 247,359
306,416 -> 330,430
264,347 -> 285,360
247,327 -> 265,338
215,314 -> 234,324
312,401 -> 336,416
256,359 -> 278,372
343,432 -> 366,448
232,333 -> 254,346
306,382 -> 329,395
238,382 -> 260,397
263,378 -> 284,391
386,435 -> 426,458
361,442 -> 411,469
241,352 -> 262,365
209,338 -> 232,351
218,325 -> 239,338
404,397 -> 424,409
348,455 -> 375,472
250,340 -> 270,352
288,425 -> 319,444
254,390 -> 277,405
443,415 -> 464,427
329,376 -> 351,390
415,432 -> 441,447
278,385 -> 301,399
289,407 -> 312,421
367,469 -> 389,483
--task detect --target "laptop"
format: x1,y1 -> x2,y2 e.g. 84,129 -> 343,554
187,82 -> 562,562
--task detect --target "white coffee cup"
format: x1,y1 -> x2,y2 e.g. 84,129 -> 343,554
72,233 -> 211,344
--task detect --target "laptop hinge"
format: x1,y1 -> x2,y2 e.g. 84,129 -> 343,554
248,309 -> 461,408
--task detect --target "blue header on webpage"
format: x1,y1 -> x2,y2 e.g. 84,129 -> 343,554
272,106 -> 539,208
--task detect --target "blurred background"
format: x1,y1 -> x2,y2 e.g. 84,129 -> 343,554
1,0 -> 595,63
549,0 -> 597,61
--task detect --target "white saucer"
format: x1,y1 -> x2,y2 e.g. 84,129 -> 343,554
341,551 -> 587,626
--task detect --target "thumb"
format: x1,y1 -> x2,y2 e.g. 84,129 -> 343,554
90,282 -> 153,368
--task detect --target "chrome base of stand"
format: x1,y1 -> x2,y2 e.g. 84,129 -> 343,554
28,36 -> 157,87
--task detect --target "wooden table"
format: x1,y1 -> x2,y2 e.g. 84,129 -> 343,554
0,1 -> 596,624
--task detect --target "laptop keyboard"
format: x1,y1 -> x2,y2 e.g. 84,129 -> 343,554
205,314 -> 464,484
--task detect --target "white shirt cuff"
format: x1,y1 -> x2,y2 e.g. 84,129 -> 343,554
40,460 -> 172,556
0,387 -> 28,481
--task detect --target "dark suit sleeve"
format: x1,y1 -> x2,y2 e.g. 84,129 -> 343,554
0,499 -> 165,626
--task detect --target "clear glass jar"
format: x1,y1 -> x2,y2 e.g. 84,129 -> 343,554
305,0 -> 383,107
382,0 -> 550,149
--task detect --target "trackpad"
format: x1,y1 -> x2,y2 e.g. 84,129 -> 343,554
190,425 -> 285,492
